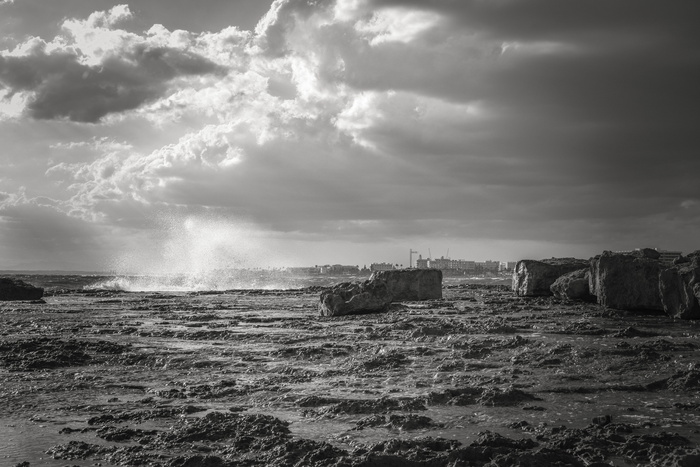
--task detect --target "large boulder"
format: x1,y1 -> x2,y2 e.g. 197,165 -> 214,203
319,269 -> 442,317
0,277 -> 44,301
319,279 -> 393,317
512,258 -> 590,296
369,269 -> 443,301
659,251 -> 700,319
550,268 -> 595,302
589,249 -> 663,311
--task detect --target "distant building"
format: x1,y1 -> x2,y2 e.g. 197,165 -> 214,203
415,255 -> 476,272
370,262 -> 395,272
429,256 -> 451,270
412,252 -> 511,274
286,267 -> 319,275
320,264 -> 360,274
499,261 -> 517,272
616,248 -> 683,266
658,249 -> 683,266
476,260 -> 499,273
447,259 -> 463,270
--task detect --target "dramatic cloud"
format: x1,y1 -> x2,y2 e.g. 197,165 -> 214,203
0,5 -> 228,122
1,0 -> 699,270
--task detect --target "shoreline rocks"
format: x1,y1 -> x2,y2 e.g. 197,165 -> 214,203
513,248 -> 700,319
319,279 -> 393,317
0,277 -> 44,301
319,247 -> 700,320
370,269 -> 443,302
512,258 -> 589,296
319,269 -> 442,317
589,249 -> 664,311
550,268 -> 595,302
659,251 -> 700,319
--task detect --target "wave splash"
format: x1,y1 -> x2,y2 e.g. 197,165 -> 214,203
87,270 -> 296,292
97,214 -> 296,292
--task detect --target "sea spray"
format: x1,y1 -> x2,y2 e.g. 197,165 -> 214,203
93,213 -> 296,291
88,270 -> 297,292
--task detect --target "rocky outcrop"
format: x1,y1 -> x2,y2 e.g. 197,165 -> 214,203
512,258 -> 590,296
319,279 -> 392,317
319,269 -> 442,317
369,269 -> 443,302
589,249 -> 663,311
550,268 -> 595,302
659,251 -> 700,319
0,277 -> 44,301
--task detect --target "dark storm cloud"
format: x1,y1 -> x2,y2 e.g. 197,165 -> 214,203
364,0 -> 700,135
371,0 -> 700,43
0,42 -> 225,122
339,0 -> 700,225
349,0 -> 700,119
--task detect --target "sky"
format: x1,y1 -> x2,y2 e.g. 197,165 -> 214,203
0,0 -> 699,272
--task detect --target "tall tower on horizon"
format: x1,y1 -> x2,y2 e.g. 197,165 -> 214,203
409,249 -> 419,268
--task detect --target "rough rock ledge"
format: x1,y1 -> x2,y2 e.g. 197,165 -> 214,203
319,269 -> 442,317
659,250 -> 700,319
512,258 -> 590,297
589,249 -> 664,311
0,277 -> 44,301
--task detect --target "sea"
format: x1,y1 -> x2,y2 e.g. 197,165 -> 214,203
1,271 -> 511,293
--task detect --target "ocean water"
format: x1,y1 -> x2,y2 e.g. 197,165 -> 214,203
1,271 -> 510,293
1,273 -> 111,291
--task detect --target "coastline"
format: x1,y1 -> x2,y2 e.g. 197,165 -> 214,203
2,282 -> 699,466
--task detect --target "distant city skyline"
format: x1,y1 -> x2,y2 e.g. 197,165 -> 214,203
1,1 -> 698,272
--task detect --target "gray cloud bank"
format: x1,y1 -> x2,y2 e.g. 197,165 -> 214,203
0,39 -> 224,122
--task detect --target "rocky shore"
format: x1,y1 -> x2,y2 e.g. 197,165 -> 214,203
1,277 -> 700,466
513,249 -> 700,320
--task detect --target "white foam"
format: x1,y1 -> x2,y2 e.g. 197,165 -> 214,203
100,213 -> 295,291
87,271 -> 294,292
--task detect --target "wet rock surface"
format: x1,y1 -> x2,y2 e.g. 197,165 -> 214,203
0,277 -> 44,301
1,281 -> 700,466
590,250 -> 664,311
0,337 -> 129,371
550,268 -> 595,302
369,269 -> 443,302
512,258 -> 589,296
319,269 -> 442,316
319,280 -> 393,317
660,251 -> 700,320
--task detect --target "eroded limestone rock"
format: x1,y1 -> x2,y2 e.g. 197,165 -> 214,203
512,258 -> 589,296
659,251 -> 700,320
319,269 -> 442,317
550,268 -> 595,302
0,277 -> 44,301
589,250 -> 663,311
319,279 -> 392,317
370,269 -> 442,301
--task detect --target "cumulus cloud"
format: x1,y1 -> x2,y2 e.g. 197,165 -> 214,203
0,5 -> 228,122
